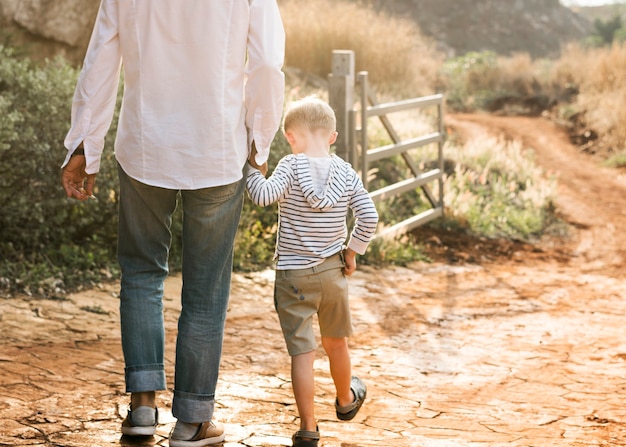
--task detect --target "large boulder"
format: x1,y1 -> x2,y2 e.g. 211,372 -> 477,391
10,0 -> 98,46
0,0 -> 98,63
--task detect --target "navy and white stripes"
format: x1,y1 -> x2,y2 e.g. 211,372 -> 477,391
246,153 -> 379,270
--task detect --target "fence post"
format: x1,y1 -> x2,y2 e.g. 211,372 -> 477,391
357,71 -> 369,190
328,50 -> 355,163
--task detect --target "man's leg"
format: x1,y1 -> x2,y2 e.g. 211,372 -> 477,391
172,176 -> 245,423
117,164 -> 178,433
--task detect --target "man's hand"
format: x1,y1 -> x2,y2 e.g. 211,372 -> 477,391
342,248 -> 357,276
248,141 -> 268,176
61,154 -> 97,201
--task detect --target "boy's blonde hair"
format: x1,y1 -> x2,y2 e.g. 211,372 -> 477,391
283,96 -> 336,133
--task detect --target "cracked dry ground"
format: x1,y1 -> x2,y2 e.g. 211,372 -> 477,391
2,113 -> 626,447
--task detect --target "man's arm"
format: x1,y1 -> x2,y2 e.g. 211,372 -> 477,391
62,0 -> 122,177
245,0 -> 285,166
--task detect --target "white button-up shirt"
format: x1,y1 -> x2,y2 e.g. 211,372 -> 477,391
64,0 -> 285,189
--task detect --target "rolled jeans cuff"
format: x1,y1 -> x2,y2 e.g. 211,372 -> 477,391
125,364 -> 166,393
172,390 -> 216,423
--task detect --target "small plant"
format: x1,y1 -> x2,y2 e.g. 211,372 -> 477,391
439,51 -> 501,111
441,136 -> 557,240
80,305 -> 110,315
362,235 -> 430,267
604,152 -> 626,169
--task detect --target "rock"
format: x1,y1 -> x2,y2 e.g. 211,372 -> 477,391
10,0 -> 98,47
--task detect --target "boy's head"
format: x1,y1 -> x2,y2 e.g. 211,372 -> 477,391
282,96 -> 338,154
283,96 -> 336,134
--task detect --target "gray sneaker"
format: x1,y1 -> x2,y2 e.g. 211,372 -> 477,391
121,405 -> 158,436
335,376 -> 367,421
169,421 -> 225,447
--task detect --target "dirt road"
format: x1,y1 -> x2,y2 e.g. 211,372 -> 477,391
2,113 -> 626,447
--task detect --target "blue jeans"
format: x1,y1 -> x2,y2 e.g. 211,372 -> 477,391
117,164 -> 245,423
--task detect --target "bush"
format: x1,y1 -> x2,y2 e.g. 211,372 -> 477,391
441,136 -> 557,240
0,46 -> 122,295
439,51 -> 502,111
440,51 -> 549,112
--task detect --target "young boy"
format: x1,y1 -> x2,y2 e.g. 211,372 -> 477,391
246,96 -> 379,447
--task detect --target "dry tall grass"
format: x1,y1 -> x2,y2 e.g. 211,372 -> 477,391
279,0 -> 443,96
555,43 -> 626,154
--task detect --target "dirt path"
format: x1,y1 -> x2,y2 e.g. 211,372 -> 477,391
2,113 -> 626,447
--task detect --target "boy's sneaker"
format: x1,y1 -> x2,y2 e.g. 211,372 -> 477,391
335,376 -> 367,421
169,421 -> 225,447
121,405 -> 158,436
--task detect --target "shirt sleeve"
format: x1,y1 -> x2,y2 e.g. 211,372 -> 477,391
245,0 -> 286,166
246,157 -> 293,207
62,0 -> 122,174
347,172 -> 379,254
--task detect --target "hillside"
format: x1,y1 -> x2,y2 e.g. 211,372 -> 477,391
573,3 -> 626,22
0,0 -> 594,63
369,0 -> 592,58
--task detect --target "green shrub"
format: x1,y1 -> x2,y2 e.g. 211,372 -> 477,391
362,236 -> 430,267
439,51 -> 502,111
0,45 -> 122,295
441,136 -> 557,240
604,151 -> 626,168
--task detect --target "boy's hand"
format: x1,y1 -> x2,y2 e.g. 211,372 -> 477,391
342,248 -> 357,276
248,141 -> 268,176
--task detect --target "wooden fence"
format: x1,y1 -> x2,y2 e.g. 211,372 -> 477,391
328,50 -> 445,239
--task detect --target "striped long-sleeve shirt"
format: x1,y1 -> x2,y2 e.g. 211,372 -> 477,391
246,153 -> 379,270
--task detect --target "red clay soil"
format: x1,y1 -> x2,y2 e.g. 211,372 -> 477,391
2,113 -> 626,447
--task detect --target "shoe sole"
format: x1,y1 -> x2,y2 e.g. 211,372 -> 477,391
121,426 -> 157,436
169,433 -> 225,447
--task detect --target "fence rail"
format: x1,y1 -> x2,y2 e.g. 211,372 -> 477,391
329,50 -> 445,240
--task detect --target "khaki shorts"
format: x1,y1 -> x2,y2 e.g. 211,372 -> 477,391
273,254 -> 352,356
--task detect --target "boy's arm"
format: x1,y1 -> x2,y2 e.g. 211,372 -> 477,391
346,174 -> 379,255
342,247 -> 357,276
246,157 -> 293,206
341,172 -> 379,276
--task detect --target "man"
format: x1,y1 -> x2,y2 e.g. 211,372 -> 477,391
61,1 -> 284,445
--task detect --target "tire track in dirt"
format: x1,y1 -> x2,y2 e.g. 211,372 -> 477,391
447,113 -> 626,276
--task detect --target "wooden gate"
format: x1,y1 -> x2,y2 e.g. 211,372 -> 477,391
329,50 -> 445,239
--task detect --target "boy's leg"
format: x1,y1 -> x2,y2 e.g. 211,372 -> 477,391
321,336 -> 353,407
291,351 -> 317,432
273,268 -> 324,436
